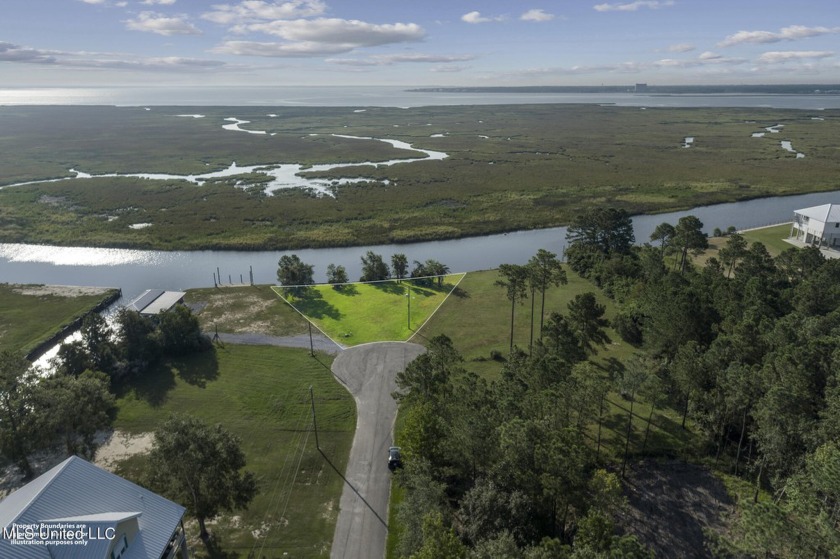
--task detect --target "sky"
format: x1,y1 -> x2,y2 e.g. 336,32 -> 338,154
1,0 -> 839,87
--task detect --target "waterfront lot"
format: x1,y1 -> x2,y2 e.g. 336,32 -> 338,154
1,105 -> 838,250
0,284 -> 118,355
275,274 -> 464,346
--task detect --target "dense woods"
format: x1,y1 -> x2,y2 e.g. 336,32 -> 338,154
392,209 -> 840,558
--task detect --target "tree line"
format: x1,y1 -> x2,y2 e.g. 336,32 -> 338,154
277,251 -> 450,293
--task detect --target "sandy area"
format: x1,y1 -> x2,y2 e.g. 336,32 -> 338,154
0,429 -> 153,498
93,430 -> 155,470
12,285 -> 113,297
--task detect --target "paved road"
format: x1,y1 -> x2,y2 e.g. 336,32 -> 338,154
215,331 -> 343,354
330,342 -> 427,559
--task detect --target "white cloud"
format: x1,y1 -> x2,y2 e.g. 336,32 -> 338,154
0,42 -> 58,64
125,12 -> 202,35
758,50 -> 834,63
654,52 -> 746,68
327,53 -> 474,66
461,11 -> 506,24
0,41 -> 225,71
141,0 -> 177,5
212,40 -> 347,56
431,65 -> 468,73
593,1 -> 674,12
719,25 -> 840,47
79,0 -> 107,4
521,9 -> 555,22
202,0 -> 326,25
240,18 -> 424,46
667,43 -> 695,53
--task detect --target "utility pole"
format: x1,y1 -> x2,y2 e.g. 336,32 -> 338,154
308,321 -> 314,356
406,283 -> 411,330
309,386 -> 319,450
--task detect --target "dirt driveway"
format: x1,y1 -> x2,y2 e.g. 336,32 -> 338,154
329,342 -> 426,559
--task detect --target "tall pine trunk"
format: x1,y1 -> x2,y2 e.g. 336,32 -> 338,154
621,394 -> 636,478
509,297 -> 516,353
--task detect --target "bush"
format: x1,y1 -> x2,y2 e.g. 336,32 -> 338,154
613,311 -> 643,346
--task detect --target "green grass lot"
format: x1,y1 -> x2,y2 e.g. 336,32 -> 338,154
0,284 -> 118,354
114,344 -> 355,558
184,285 -> 309,336
2,105 -> 839,250
742,223 -> 797,255
416,269 -> 635,378
274,274 -> 465,346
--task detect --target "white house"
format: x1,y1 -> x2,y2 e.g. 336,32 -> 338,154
0,456 -> 188,559
790,203 -> 840,248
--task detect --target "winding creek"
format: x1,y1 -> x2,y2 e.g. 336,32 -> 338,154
2,189 -> 839,305
0,131 -> 448,198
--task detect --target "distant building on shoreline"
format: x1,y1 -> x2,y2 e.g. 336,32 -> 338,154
790,203 -> 840,248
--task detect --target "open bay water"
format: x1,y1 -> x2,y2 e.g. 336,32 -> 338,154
2,85 -> 840,109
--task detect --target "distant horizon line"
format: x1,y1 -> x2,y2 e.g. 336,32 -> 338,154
3,82 -> 840,90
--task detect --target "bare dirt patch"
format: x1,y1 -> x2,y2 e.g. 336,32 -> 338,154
618,459 -> 733,559
12,285 -> 112,297
93,430 -> 154,471
185,285 -> 308,337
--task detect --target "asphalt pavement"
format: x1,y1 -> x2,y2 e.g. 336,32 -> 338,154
329,341 -> 427,559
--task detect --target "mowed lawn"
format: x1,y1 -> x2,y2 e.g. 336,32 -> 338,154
417,268 -> 636,378
114,344 -> 355,558
0,284 -> 118,354
274,274 -> 465,346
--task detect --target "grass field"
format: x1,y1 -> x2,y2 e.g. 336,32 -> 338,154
2,105 -> 839,250
741,223 -> 796,255
415,268 -> 635,378
274,274 -> 465,346
0,284 -> 119,355
114,344 -> 355,558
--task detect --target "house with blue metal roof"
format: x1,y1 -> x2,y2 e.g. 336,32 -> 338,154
0,456 -> 188,559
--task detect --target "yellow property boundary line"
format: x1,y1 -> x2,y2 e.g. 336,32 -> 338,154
408,273 -> 466,343
270,286 -> 347,351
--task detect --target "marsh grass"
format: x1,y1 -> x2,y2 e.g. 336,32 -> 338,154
2,105 -> 839,250
114,344 -> 354,558
273,274 -> 465,346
